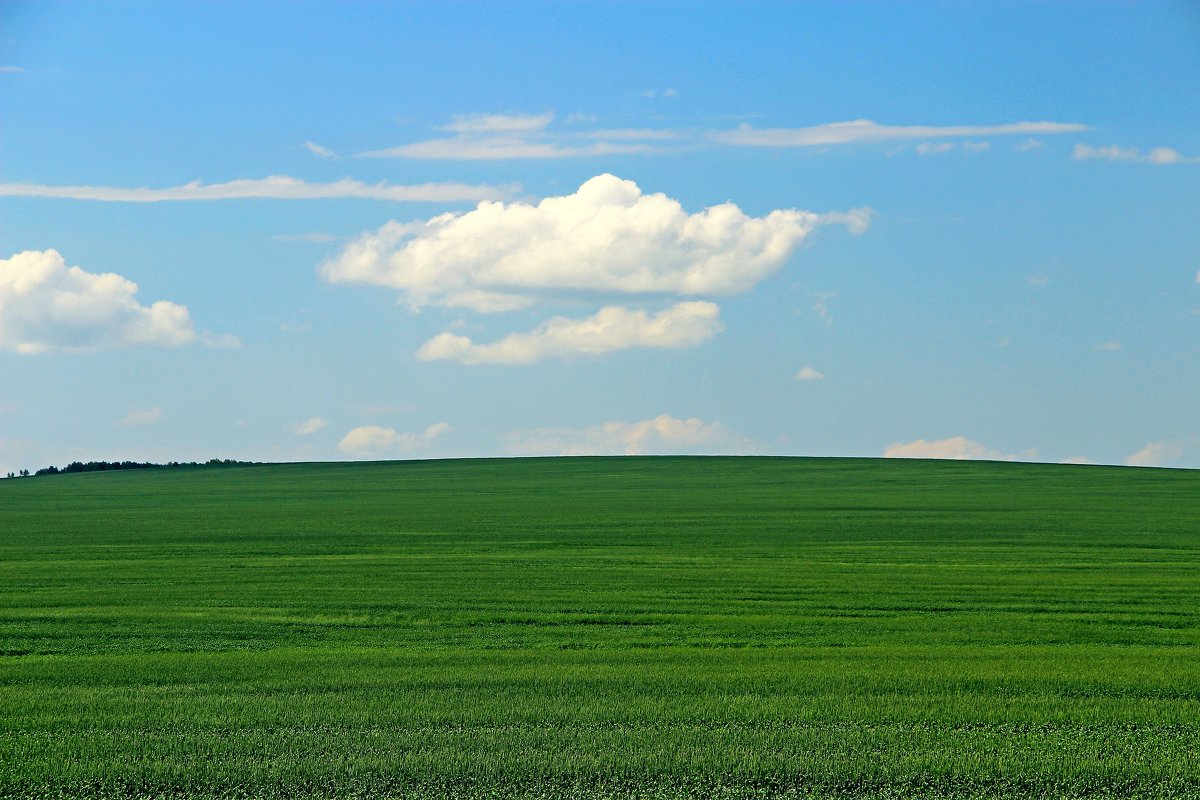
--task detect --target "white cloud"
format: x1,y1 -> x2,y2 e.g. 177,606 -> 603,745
116,407 -> 163,426
1060,455 -> 1092,465
1027,274 -> 1049,287
0,66 -> 25,74
1125,441 -> 1183,468
795,366 -> 824,381
507,414 -> 754,456
1097,341 -> 1122,352
338,422 -> 450,457
0,249 -> 195,354
1194,270 -> 1199,285
712,119 -> 1085,148
417,302 -> 722,365
292,417 -> 327,435
302,141 -> 336,158
1016,139 -> 1043,152
883,436 -> 1017,461
0,176 -> 511,203
1073,144 -> 1199,165
962,141 -> 992,153
322,174 -> 870,312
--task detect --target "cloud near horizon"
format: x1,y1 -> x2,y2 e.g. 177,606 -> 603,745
883,436 -> 1020,461
338,422 -> 451,457
1125,441 -> 1183,467
0,176 -> 512,203
0,249 -> 196,354
417,302 -> 722,365
506,414 -> 755,456
322,174 -> 870,312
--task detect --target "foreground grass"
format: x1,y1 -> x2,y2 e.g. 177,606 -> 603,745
1,456 -> 1198,798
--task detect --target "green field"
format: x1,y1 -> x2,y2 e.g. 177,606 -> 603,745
1,456 -> 1198,799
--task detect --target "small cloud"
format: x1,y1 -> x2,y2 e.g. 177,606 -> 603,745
795,366 -> 824,381
292,416 -> 327,436
417,302 -> 723,365
1060,455 -> 1092,465
338,422 -> 450,457
813,291 -> 837,324
116,407 -> 163,427
1073,143 -> 1199,165
274,232 -> 337,243
1194,270 -> 1199,285
507,414 -> 755,456
915,142 -> 954,155
1016,139 -> 1043,152
662,88 -> 678,97
201,331 -> 241,349
1027,274 -> 1049,287
962,141 -> 992,153
0,66 -> 25,74
1097,341 -> 1122,352
1126,441 -> 1183,468
564,112 -> 599,125
301,141 -> 337,159
883,436 -> 1017,461
997,336 -> 1011,348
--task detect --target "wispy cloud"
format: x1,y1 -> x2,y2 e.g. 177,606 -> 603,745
273,232 -> 338,243
1096,341 -> 1122,352
712,119 -> 1085,148
116,407 -> 163,427
200,331 -> 241,349
0,176 -> 513,203
507,414 -> 754,456
1073,144 -> 1199,165
292,417 -> 327,435
358,112 -> 1085,161
301,141 -> 337,158
417,302 -> 722,365
360,112 -> 675,160
0,66 -> 25,74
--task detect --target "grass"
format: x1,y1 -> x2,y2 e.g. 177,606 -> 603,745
1,456 -> 1198,798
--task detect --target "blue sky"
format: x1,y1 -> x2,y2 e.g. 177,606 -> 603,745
2,1 -> 1198,471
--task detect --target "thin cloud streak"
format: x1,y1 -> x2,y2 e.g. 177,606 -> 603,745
0,176 -> 514,203
711,119 -> 1086,148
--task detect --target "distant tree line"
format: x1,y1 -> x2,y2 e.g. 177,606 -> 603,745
5,459 -> 254,479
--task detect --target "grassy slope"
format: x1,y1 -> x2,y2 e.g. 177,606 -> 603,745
0,456 -> 1198,798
